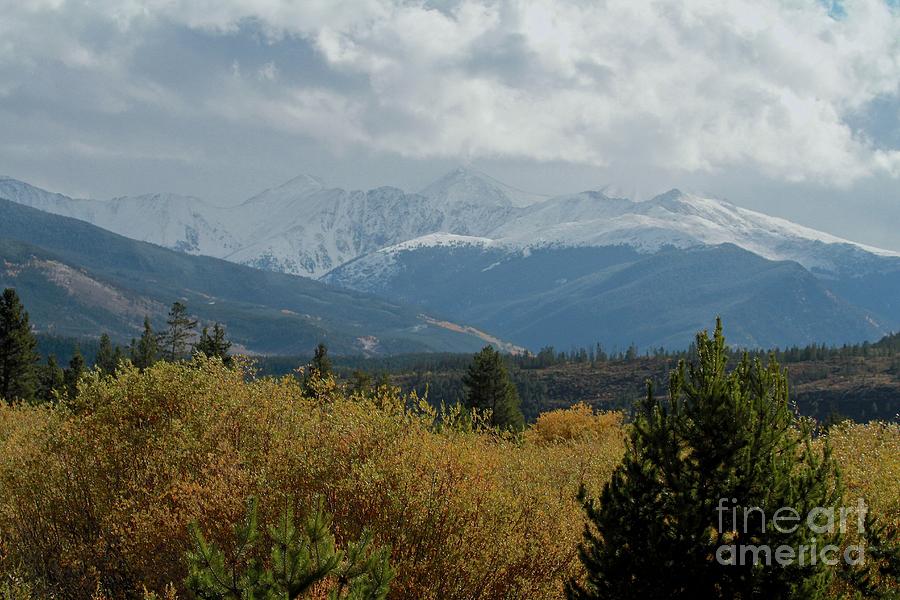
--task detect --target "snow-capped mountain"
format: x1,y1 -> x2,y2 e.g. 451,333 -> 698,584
220,179 -> 449,275
0,170 -> 512,277
3,170 -> 896,282
3,169 -> 900,350
418,167 -> 544,234
0,176 -> 240,256
486,188 -> 900,277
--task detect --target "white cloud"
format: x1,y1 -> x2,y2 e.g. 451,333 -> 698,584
1,0 -> 899,185
257,61 -> 279,81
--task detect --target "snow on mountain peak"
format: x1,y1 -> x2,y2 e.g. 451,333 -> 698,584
379,232 -> 497,253
421,167 -> 549,209
279,173 -> 326,191
2,172 -> 898,283
242,173 -> 326,205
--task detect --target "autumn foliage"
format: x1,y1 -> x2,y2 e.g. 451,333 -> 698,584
0,357 -> 896,599
0,358 -> 625,599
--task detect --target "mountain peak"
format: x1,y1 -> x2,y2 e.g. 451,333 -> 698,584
660,187 -> 685,198
274,173 -> 326,194
242,173 -> 326,206
425,166 -> 498,189
421,167 -> 548,208
0,177 -> 89,212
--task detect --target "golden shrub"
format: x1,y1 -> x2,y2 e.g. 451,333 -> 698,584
526,402 -> 624,445
1,359 -> 895,600
0,359 -> 626,599
827,421 -> 900,528
822,421 -> 900,599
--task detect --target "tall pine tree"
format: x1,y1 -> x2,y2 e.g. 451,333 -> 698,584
567,320 -> 841,600
310,342 -> 332,377
0,288 -> 38,403
36,354 -> 65,404
301,342 -> 333,397
462,346 -> 524,431
64,346 -> 85,400
95,333 -> 121,375
159,302 -> 198,362
130,317 -> 159,370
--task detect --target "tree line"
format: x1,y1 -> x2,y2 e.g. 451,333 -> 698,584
515,333 -> 899,370
300,341 -> 526,431
0,289 -> 233,404
2,288 -> 526,429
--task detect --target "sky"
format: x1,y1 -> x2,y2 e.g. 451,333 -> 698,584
1,0 -> 899,250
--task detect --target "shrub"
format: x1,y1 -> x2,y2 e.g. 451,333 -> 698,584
0,356 -> 894,599
0,357 -> 625,599
827,421 -> 900,598
526,403 -> 623,445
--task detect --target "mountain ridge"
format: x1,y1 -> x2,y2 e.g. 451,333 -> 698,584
3,170 -> 900,351
3,170 -> 898,281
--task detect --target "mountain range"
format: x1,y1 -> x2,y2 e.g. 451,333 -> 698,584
0,198 -> 504,355
1,169 -> 898,352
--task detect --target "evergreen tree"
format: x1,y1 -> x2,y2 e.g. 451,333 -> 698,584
186,496 -> 393,600
624,343 -> 638,361
130,317 -> 159,370
462,346 -> 524,431
302,342 -> 333,396
194,322 -> 232,366
567,320 -> 842,600
374,372 -> 392,389
95,333 -> 119,375
311,342 -> 332,377
0,288 -> 39,403
64,346 -> 85,400
36,355 -> 65,404
159,302 -> 198,362
349,369 -> 374,395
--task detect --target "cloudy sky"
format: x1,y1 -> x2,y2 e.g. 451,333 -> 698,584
1,0 -> 899,249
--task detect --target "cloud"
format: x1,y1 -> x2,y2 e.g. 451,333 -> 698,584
1,0 -> 899,186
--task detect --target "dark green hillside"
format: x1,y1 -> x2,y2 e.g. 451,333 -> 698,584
0,198 -> 493,355
327,243 -> 886,350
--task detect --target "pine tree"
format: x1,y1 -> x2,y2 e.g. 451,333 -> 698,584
624,343 -> 638,361
0,288 -> 39,403
36,355 -> 65,404
349,369 -> 374,395
462,346 -> 524,431
302,342 -> 333,397
310,342 -> 332,378
374,372 -> 392,389
159,302 -> 197,362
185,496 -> 393,600
567,319 -> 842,600
64,346 -> 85,400
95,333 -> 119,375
130,317 -> 159,370
194,322 -> 232,366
